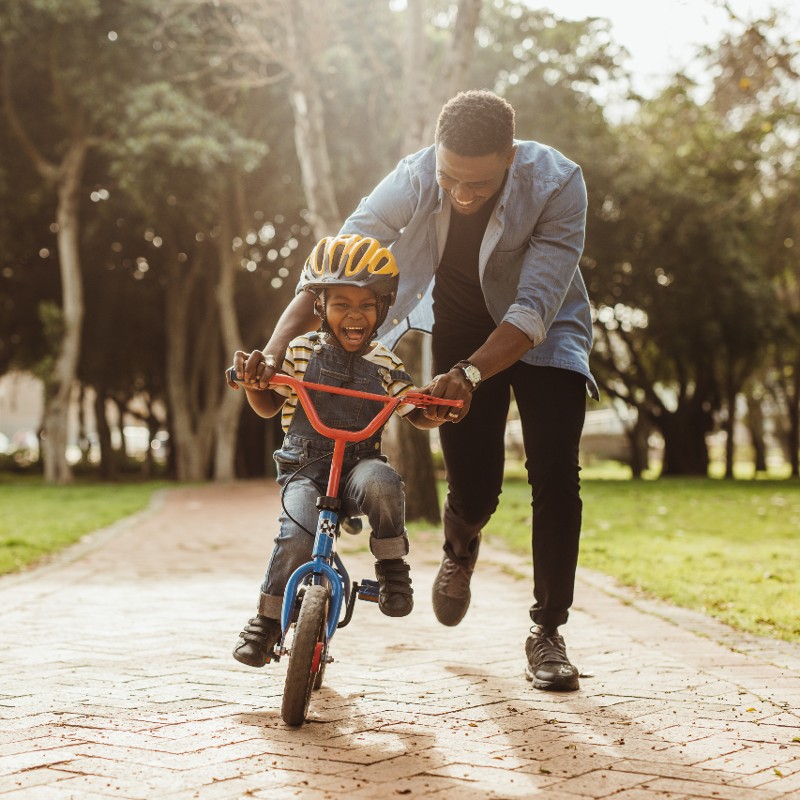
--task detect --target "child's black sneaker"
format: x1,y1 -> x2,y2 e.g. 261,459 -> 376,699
374,559 -> 414,617
232,615 -> 282,667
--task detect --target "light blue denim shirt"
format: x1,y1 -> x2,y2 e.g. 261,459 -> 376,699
339,141 -> 598,398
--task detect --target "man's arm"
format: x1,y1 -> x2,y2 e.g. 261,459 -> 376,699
420,322 -> 532,422
502,167 -> 588,347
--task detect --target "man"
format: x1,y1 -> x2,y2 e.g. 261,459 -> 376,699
247,90 -> 597,690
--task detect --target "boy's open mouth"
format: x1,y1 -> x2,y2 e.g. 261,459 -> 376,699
342,326 -> 367,345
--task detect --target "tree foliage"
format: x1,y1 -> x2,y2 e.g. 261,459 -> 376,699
1,0 -> 798,481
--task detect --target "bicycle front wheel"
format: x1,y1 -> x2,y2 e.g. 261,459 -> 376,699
281,584 -> 329,727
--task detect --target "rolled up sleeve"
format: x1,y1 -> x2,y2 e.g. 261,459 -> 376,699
503,167 -> 587,346
502,303 -> 547,346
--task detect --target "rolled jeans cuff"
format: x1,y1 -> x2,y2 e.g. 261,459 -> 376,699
258,592 -> 284,620
370,533 -> 409,560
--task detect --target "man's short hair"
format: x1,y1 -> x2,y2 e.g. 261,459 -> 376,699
435,90 -> 515,157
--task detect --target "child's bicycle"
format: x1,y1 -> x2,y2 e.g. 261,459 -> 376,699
228,367 -> 462,727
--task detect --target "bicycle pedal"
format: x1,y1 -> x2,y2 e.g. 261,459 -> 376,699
357,579 -> 379,602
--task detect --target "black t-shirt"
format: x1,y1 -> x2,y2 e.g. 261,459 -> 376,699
432,186 -> 503,348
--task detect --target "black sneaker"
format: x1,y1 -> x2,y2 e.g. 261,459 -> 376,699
431,555 -> 475,627
374,559 -> 414,617
525,626 -> 580,691
232,615 -> 282,667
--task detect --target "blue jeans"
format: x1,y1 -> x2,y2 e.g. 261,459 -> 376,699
258,456 -> 408,619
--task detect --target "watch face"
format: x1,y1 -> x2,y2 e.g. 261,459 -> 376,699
463,364 -> 481,386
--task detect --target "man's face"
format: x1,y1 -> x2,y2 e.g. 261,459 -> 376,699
435,144 -> 516,216
322,285 -> 379,352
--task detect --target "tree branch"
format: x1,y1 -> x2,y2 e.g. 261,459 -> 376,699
1,48 -> 59,181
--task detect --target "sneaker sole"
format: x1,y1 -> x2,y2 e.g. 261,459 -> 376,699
524,664 -> 580,691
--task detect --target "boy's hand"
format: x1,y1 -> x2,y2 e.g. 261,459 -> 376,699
419,371 -> 473,424
226,350 -> 279,390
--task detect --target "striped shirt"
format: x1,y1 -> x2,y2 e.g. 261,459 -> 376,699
272,334 -> 416,433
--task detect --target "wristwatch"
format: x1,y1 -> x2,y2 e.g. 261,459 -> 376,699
453,360 -> 482,392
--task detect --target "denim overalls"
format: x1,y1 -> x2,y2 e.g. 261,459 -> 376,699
259,335 -> 410,619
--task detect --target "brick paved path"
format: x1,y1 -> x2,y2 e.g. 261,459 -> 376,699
1,481 -> 799,799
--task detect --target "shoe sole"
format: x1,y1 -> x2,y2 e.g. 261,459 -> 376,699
232,648 -> 271,668
431,592 -> 470,626
524,664 -> 580,691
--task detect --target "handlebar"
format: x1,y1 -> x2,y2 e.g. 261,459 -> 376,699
227,367 -> 462,444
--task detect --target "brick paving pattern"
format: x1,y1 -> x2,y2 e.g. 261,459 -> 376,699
1,481 -> 799,799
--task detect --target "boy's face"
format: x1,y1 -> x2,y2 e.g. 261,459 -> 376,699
435,144 -> 516,216
322,285 -> 379,352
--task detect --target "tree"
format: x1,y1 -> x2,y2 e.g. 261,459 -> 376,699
1,0 -> 187,481
588,68 -> 783,476
1,2 -> 100,482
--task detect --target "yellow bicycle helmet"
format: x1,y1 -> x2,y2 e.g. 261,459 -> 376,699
300,234 -> 399,332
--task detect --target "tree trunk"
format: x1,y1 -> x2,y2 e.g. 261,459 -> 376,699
789,362 -> 800,479
285,0 -> 342,238
383,1 -> 484,521
723,378 -> 736,480
384,333 -> 441,523
113,397 -> 128,461
439,0 -> 482,102
744,391 -> 767,475
625,411 -> 651,479
165,255 -> 217,481
400,0 -> 430,155
657,406 -> 712,476
212,199 -> 246,481
41,140 -> 89,484
402,0 -> 483,149
94,388 -> 116,481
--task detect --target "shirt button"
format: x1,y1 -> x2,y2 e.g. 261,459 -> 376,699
374,442 -> 380,450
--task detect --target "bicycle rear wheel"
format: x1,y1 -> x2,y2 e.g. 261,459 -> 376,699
281,584 -> 328,726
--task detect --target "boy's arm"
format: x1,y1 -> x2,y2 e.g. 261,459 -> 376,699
241,385 -> 285,419
229,292 -> 318,390
226,347 -> 292,418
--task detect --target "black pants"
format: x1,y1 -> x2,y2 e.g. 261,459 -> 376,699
433,337 -> 586,630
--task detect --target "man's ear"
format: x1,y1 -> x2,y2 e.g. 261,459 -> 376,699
313,295 -> 325,319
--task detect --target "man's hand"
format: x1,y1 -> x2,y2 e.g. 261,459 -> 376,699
226,350 -> 279,390
419,368 -> 473,424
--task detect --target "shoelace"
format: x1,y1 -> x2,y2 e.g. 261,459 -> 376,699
530,632 -> 569,665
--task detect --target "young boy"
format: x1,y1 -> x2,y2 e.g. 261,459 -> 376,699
228,234 -> 447,668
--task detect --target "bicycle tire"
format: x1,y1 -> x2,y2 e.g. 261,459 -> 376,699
281,584 -> 328,726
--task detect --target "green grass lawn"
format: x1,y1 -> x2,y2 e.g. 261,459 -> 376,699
484,476 -> 800,641
0,477 -> 166,575
4,472 -> 799,643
